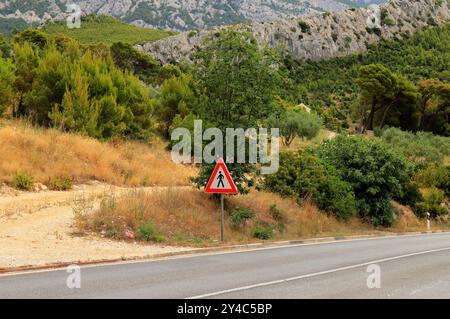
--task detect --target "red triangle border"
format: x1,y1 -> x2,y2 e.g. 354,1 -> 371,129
205,159 -> 239,194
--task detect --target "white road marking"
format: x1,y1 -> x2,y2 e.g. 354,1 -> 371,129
187,246 -> 450,299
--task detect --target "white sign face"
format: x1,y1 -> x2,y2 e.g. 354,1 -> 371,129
214,167 -> 232,190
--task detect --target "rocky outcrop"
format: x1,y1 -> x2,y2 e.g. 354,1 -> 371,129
0,0 -> 383,31
137,0 -> 450,63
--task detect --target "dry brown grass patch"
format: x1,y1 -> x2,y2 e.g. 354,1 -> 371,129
0,120 -> 196,187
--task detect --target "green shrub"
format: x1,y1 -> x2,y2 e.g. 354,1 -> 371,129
424,187 -> 445,206
251,223 -> 273,240
47,176 -> 73,191
397,182 -> 423,207
445,167 -> 450,197
137,222 -> 164,242
230,207 -> 255,229
359,198 -> 395,226
331,33 -> 338,42
414,187 -> 449,218
298,21 -> 310,33
414,202 -> 429,219
318,135 -> 408,226
264,151 -> 357,220
12,172 -> 34,191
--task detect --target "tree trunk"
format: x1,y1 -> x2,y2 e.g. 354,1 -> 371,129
379,102 -> 395,129
358,102 -> 368,134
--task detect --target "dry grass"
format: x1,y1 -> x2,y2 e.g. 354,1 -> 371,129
390,202 -> 424,232
79,189 -> 448,246
80,188 -> 380,246
0,120 -> 196,187
81,188 -> 223,245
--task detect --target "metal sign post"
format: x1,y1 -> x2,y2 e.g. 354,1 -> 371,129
205,159 -> 239,242
220,194 -> 225,242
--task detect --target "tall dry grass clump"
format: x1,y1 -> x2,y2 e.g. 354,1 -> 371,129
0,120 -> 196,187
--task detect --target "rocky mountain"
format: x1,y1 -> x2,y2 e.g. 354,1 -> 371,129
137,0 -> 450,63
0,0 -> 386,32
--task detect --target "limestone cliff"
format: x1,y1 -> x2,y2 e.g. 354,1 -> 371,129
137,0 -> 450,63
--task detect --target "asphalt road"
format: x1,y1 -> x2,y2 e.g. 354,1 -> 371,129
1,232 -> 450,299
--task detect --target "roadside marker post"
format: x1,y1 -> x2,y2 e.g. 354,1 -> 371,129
205,158 -> 239,242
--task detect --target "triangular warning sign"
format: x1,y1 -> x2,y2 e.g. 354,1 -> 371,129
205,159 -> 239,194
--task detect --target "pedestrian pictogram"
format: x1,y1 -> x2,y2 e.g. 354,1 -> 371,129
205,159 -> 239,194
217,171 -> 225,188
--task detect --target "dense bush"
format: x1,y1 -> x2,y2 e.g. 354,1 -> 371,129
157,73 -> 197,135
396,181 -> 423,207
251,222 -> 273,240
269,109 -> 322,146
0,55 -> 15,113
414,187 -> 449,219
380,128 -> 450,164
264,151 -> 357,220
318,135 -> 409,226
413,164 -> 449,189
110,41 -> 161,84
10,33 -> 156,140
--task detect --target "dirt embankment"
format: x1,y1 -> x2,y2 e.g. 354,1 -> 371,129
0,183 -> 193,269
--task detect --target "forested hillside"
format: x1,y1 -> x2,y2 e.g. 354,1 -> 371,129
287,24 -> 450,132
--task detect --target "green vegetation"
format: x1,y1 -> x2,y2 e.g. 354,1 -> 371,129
12,171 -> 34,191
137,222 -> 165,242
9,30 -> 156,140
264,152 -> 357,221
0,22 -> 448,231
285,25 -> 450,132
380,128 -> 450,164
415,187 -> 449,219
251,223 -> 274,240
189,31 -> 286,193
318,135 -> 409,226
0,53 -> 15,113
110,42 -> 161,84
269,99 -> 322,147
193,31 -> 282,130
42,15 -> 175,45
230,207 -> 256,229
